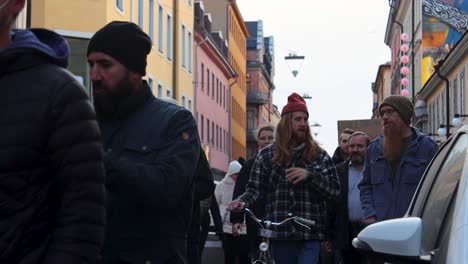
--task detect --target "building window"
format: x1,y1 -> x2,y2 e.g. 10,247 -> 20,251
216,78 -> 219,104
211,73 -> 214,99
216,125 -> 219,149
167,14 -> 172,61
158,5 -> 163,53
116,0 -> 124,12
166,88 -> 171,97
207,119 -> 210,143
201,63 -> 204,90
149,0 -> 154,41
212,124 -> 214,144
157,83 -> 162,97
207,69 -> 210,95
181,25 -> 186,68
224,130 -> 227,153
453,78 -> 458,115
148,77 -> 153,90
188,31 -> 192,73
188,99 -> 192,112
182,96 -> 186,108
201,115 -> 204,141
138,0 -> 143,28
461,68 -> 465,115
219,127 -> 223,151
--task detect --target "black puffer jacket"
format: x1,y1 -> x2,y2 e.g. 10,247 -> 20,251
0,29 -> 105,263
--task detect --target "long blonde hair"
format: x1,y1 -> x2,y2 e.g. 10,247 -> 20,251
272,112 -> 322,164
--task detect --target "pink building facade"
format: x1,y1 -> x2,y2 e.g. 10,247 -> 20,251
194,3 -> 235,179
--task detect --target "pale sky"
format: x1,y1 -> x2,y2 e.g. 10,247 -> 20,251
236,0 -> 391,155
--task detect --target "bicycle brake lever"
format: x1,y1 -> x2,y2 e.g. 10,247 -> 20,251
294,218 -> 311,230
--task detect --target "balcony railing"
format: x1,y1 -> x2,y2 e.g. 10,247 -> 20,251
247,91 -> 269,105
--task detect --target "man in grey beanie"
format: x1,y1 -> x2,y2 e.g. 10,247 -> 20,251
88,21 -> 200,263
359,95 -> 438,225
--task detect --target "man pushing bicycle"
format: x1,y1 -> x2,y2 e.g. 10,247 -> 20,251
229,93 -> 340,264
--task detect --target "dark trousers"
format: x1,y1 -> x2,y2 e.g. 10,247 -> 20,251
222,233 -> 250,264
340,221 -> 366,264
319,221 -> 366,264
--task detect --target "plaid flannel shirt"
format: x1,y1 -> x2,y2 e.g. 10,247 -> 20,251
238,143 -> 340,240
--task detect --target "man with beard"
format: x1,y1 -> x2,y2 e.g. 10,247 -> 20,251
0,0 -> 105,263
359,95 -> 438,226
325,132 -> 371,264
229,93 -> 340,264
87,21 -> 200,263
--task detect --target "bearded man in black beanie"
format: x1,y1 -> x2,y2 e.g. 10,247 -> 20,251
88,21 -> 200,264
359,95 -> 438,226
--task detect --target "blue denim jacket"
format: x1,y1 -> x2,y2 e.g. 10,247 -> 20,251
359,128 -> 438,221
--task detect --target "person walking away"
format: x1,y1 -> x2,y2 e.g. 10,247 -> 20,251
0,0 -> 106,263
229,93 -> 340,264
215,161 -> 249,264
359,95 -> 438,225
187,149 -> 215,264
87,21 -> 200,263
199,191 -> 223,256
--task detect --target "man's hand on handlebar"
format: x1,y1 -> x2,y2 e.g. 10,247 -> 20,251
228,200 -> 245,212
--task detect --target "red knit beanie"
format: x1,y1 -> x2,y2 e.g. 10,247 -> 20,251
281,92 -> 308,116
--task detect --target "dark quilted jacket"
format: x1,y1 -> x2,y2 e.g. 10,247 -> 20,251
0,29 -> 105,264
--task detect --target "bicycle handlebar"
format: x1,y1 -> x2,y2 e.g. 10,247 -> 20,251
243,208 -> 315,228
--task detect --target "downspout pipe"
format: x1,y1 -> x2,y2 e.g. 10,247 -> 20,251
26,0 -> 31,28
228,74 -> 238,161
411,0 -> 415,104
436,69 -> 451,138
172,0 -> 178,100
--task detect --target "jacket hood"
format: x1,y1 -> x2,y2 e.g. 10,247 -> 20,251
223,161 -> 242,182
0,29 -> 69,74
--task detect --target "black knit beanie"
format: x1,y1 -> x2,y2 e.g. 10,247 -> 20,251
87,21 -> 152,75
379,95 -> 414,125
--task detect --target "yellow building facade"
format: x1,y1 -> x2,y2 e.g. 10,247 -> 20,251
228,2 -> 249,160
31,0 -> 194,110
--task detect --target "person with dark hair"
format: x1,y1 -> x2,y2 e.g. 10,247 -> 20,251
359,95 -> 438,225
0,1 -> 106,263
332,128 -> 355,165
231,125 -> 274,260
326,131 -> 371,264
229,93 -> 340,264
87,21 -> 200,263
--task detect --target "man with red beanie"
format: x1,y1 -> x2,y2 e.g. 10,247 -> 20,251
229,93 -> 340,264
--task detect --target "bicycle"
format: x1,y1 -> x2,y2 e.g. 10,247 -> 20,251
242,208 -> 316,264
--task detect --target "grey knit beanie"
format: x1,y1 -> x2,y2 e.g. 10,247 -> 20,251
379,95 -> 414,125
